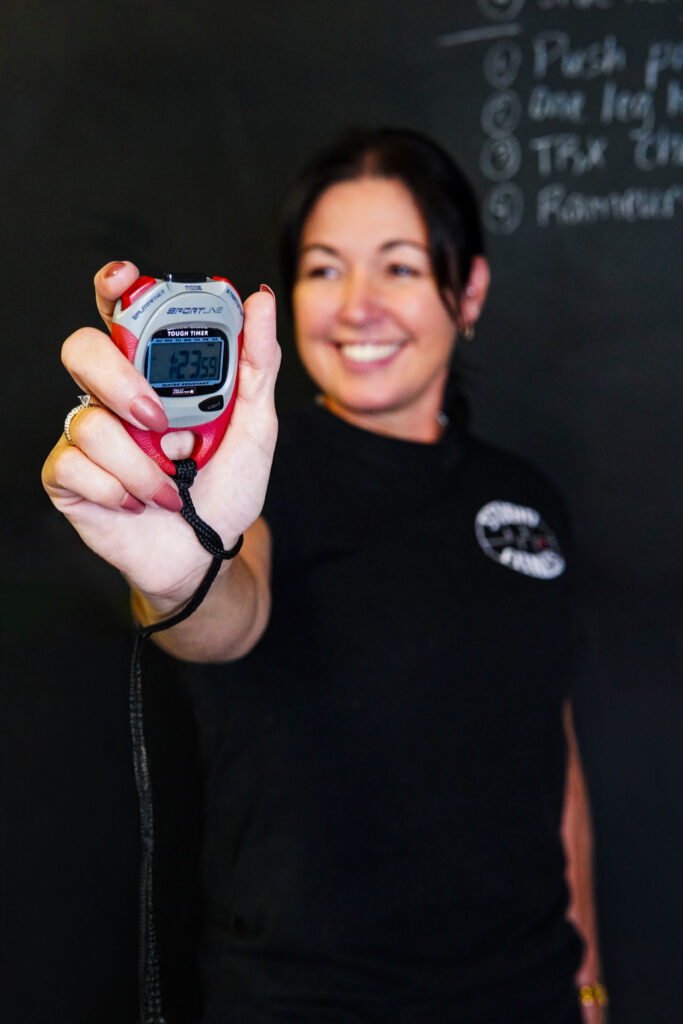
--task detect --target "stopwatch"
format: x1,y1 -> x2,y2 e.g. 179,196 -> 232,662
112,273 -> 243,475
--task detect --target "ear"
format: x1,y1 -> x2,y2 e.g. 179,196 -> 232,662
459,256 -> 490,332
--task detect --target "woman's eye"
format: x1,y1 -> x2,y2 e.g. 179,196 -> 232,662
387,263 -> 419,278
306,265 -> 339,279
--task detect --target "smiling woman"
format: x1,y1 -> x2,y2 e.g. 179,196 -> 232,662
279,129 -> 491,441
293,177 -> 482,441
294,176 -> 485,440
42,128 -> 604,1024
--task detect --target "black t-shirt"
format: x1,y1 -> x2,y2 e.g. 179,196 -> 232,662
188,404 -> 583,1023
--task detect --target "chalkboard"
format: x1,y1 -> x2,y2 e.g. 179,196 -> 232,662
2,3 -> 681,1022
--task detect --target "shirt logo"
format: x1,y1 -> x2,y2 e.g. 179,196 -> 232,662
474,501 -> 566,580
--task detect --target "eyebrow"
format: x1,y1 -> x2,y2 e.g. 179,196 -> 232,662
298,239 -> 429,257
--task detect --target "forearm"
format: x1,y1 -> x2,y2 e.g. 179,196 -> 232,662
562,702 -> 607,1021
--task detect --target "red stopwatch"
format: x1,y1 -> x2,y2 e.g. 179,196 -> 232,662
112,273 -> 243,475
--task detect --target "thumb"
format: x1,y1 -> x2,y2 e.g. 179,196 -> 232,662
94,261 -> 141,330
236,286 -> 281,404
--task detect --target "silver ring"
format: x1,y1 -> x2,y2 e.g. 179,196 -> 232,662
63,394 -> 102,446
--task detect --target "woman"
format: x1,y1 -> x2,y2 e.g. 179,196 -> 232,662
43,129 -> 604,1023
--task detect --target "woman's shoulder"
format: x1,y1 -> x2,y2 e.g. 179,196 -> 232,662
459,432 -> 572,545
463,433 -> 563,489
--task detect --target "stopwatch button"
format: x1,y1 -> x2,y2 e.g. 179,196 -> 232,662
164,273 -> 207,283
198,395 -> 224,413
120,275 -> 157,310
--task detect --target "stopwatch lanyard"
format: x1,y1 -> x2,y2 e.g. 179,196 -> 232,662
129,457 -> 243,1024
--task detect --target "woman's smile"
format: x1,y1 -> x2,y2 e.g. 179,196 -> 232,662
333,338 -> 407,368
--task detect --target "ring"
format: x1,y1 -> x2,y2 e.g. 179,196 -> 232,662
63,394 -> 103,446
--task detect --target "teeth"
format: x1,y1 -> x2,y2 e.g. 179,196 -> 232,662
340,343 -> 401,363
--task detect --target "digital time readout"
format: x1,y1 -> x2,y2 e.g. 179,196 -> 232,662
147,335 -> 224,387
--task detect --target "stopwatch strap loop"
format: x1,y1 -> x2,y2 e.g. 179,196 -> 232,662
130,629 -> 166,1024
137,457 -> 243,642
131,456 -> 242,1024
173,457 -> 243,561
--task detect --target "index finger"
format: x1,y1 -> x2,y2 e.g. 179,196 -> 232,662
62,326 -> 168,433
94,261 -> 140,330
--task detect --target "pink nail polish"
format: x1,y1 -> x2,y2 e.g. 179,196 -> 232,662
121,493 -> 146,514
105,261 -> 127,279
260,283 -> 277,312
153,482 -> 184,513
130,395 -> 168,432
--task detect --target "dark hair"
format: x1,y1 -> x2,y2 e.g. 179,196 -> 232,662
278,127 -> 485,319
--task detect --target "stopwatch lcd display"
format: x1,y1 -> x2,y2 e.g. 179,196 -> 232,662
145,329 -> 227,395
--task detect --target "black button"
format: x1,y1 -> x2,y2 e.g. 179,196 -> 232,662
198,395 -> 224,412
164,272 -> 209,283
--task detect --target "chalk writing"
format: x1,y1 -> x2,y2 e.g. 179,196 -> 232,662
481,135 -> 523,178
539,0 -> 611,8
439,4 -> 682,230
601,81 -> 656,131
537,182 -> 683,223
530,133 -> 609,175
528,86 -> 586,122
644,40 -> 683,89
533,33 -> 627,80
631,126 -> 683,169
667,79 -> 683,116
483,40 -> 523,87
483,183 -> 525,232
481,91 -> 523,136
478,0 -> 527,21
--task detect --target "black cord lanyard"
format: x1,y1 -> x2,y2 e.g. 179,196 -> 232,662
129,457 -> 243,1024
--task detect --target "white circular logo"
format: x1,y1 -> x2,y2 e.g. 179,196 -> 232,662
475,501 -> 566,580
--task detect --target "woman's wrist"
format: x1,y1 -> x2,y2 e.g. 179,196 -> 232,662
129,552 -> 223,627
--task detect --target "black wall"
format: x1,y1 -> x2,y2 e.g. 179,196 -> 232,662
3,2 -> 682,1022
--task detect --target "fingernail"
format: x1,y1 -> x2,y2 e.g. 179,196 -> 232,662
105,261 -> 128,279
130,395 -> 168,432
153,482 -> 184,513
260,283 -> 277,311
121,493 -> 146,514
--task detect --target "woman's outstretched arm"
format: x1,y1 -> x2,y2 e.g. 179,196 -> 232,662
42,261 -> 281,662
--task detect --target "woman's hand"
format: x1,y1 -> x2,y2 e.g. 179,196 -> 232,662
42,262 -> 280,617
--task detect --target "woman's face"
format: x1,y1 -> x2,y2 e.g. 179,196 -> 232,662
292,176 -> 458,442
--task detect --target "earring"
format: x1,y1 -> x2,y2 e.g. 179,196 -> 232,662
460,323 -> 475,341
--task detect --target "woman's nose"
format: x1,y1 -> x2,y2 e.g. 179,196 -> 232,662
337,269 -> 383,326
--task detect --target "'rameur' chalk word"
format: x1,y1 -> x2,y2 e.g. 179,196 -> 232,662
533,33 -> 626,80
537,182 -> 683,225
